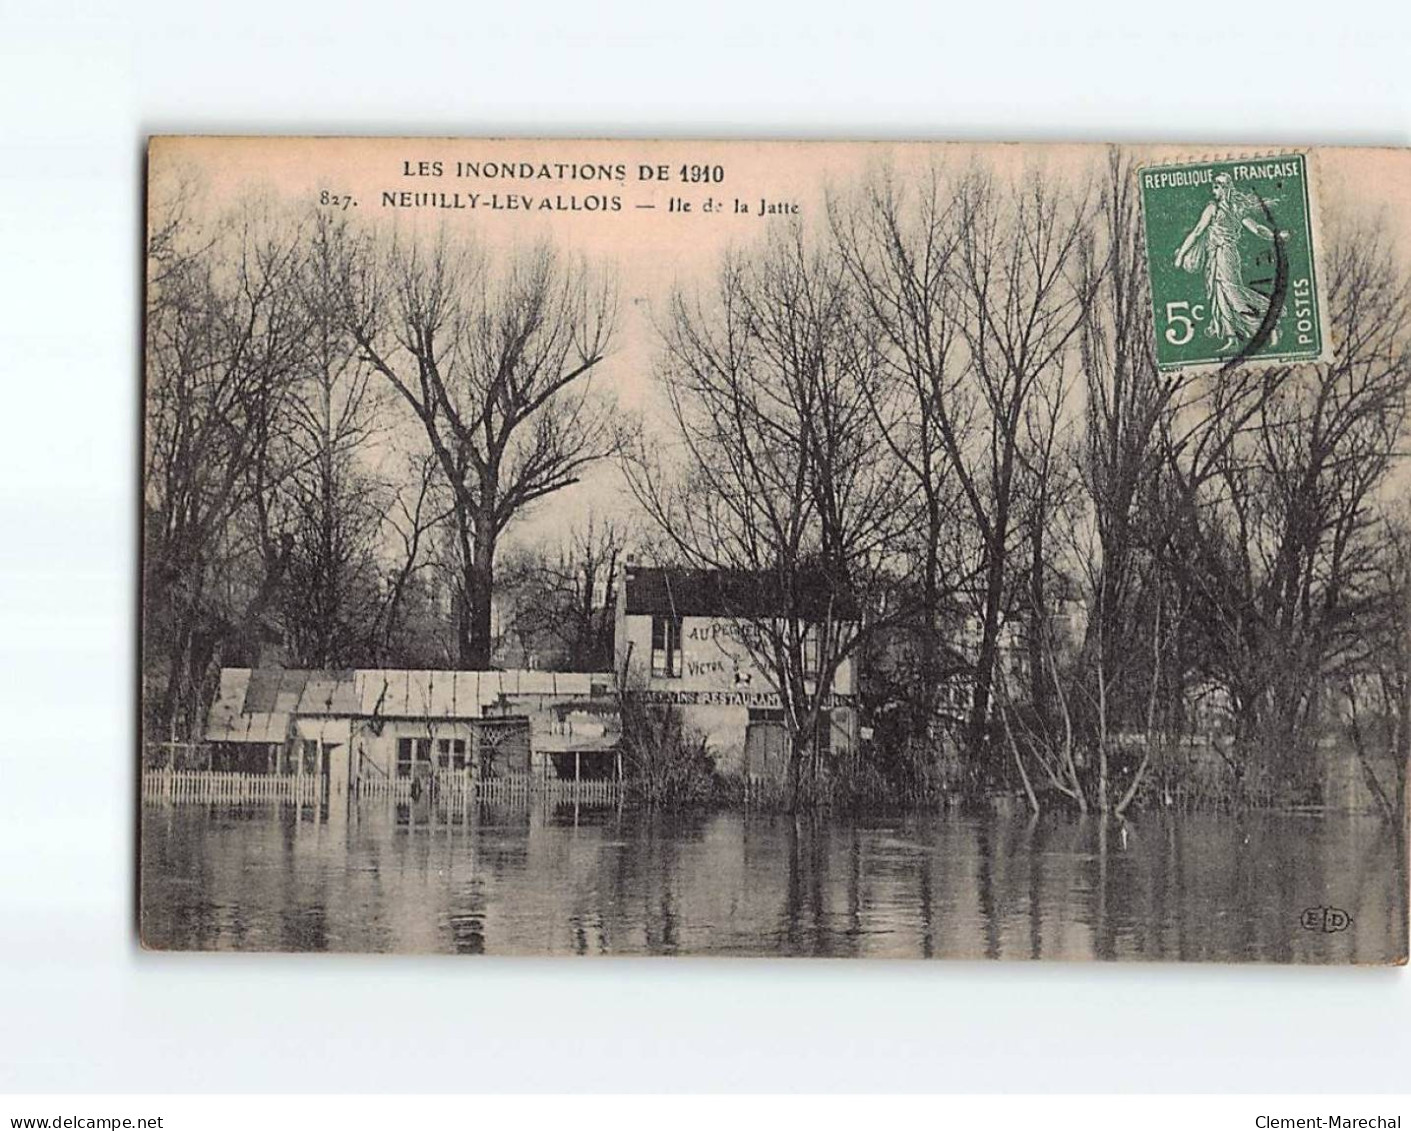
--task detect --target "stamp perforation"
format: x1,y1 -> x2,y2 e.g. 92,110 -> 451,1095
1135,147 -> 1335,374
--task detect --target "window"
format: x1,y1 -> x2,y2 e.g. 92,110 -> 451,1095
802,624 -> 821,679
436,738 -> 468,771
651,614 -> 683,678
398,737 -> 435,776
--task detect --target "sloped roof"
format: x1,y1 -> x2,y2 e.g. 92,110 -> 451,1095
623,566 -> 860,621
206,669 -> 293,744
206,667 -> 610,737
356,669 -> 483,720
296,674 -> 360,716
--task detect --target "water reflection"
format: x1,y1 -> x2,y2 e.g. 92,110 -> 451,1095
139,800 -> 1407,962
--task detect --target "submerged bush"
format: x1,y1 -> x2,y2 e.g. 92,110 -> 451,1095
618,694 -> 722,808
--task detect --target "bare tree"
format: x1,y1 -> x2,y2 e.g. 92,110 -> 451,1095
277,210 -> 388,668
372,451 -> 448,666
143,186 -> 311,740
630,225 -> 904,802
498,513 -> 627,671
346,231 -> 620,669
946,170 -> 1096,759
831,165 -> 974,753
1069,149 -> 1198,813
1336,506 -> 1409,823
1169,222 -> 1411,789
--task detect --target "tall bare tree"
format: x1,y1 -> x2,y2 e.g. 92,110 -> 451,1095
1068,149 -> 1198,812
946,171 -> 1095,758
831,165 -> 974,751
143,186 -> 311,740
630,226 -> 904,801
276,210 -> 388,668
1170,222 -> 1411,785
346,232 -> 620,669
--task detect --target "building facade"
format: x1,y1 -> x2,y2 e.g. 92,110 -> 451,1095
614,566 -> 859,780
203,667 -> 619,793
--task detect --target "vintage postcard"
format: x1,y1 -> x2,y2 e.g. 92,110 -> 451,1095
140,138 -> 1408,961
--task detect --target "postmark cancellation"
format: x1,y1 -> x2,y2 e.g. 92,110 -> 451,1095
1139,152 -> 1329,372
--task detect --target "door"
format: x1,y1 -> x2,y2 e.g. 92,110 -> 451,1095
745,709 -> 788,783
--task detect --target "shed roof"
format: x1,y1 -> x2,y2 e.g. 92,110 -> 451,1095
205,667 -> 612,737
356,669 -> 484,720
296,675 -> 359,716
205,670 -> 293,744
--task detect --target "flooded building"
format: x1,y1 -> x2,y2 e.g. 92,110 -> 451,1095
614,565 -> 860,779
200,667 -> 619,796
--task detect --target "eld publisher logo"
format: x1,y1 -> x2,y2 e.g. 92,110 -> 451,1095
1300,906 -> 1352,933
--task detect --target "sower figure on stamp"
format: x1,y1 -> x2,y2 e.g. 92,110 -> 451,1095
1173,172 -> 1290,353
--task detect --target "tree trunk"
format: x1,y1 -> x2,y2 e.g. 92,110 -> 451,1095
1096,651 -> 1110,816
461,515 -> 496,670
916,522 -> 940,743
1028,514 -> 1048,727
968,541 -> 1006,759
787,729 -> 805,809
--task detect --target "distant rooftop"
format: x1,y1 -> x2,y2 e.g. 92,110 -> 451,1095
623,566 -> 860,621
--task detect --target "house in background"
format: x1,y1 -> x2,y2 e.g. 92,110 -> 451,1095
866,581 -> 1092,732
614,565 -> 860,781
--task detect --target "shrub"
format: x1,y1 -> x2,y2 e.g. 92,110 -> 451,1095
618,694 -> 722,808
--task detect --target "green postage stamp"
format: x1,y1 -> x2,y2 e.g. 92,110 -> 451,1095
1140,152 -> 1327,371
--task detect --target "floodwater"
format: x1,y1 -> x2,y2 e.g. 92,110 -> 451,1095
139,798 -> 1408,962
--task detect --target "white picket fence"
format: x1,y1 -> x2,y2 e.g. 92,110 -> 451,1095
356,772 -> 621,805
141,768 -> 326,805
141,768 -> 621,806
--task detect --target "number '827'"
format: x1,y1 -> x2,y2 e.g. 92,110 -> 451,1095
1163,300 -> 1206,346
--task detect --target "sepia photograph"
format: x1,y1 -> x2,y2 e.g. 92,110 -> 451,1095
10,0 -> 1411,1112
138,137 -> 1408,962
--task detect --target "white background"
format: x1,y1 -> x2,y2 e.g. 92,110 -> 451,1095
1,0 -> 1409,1095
